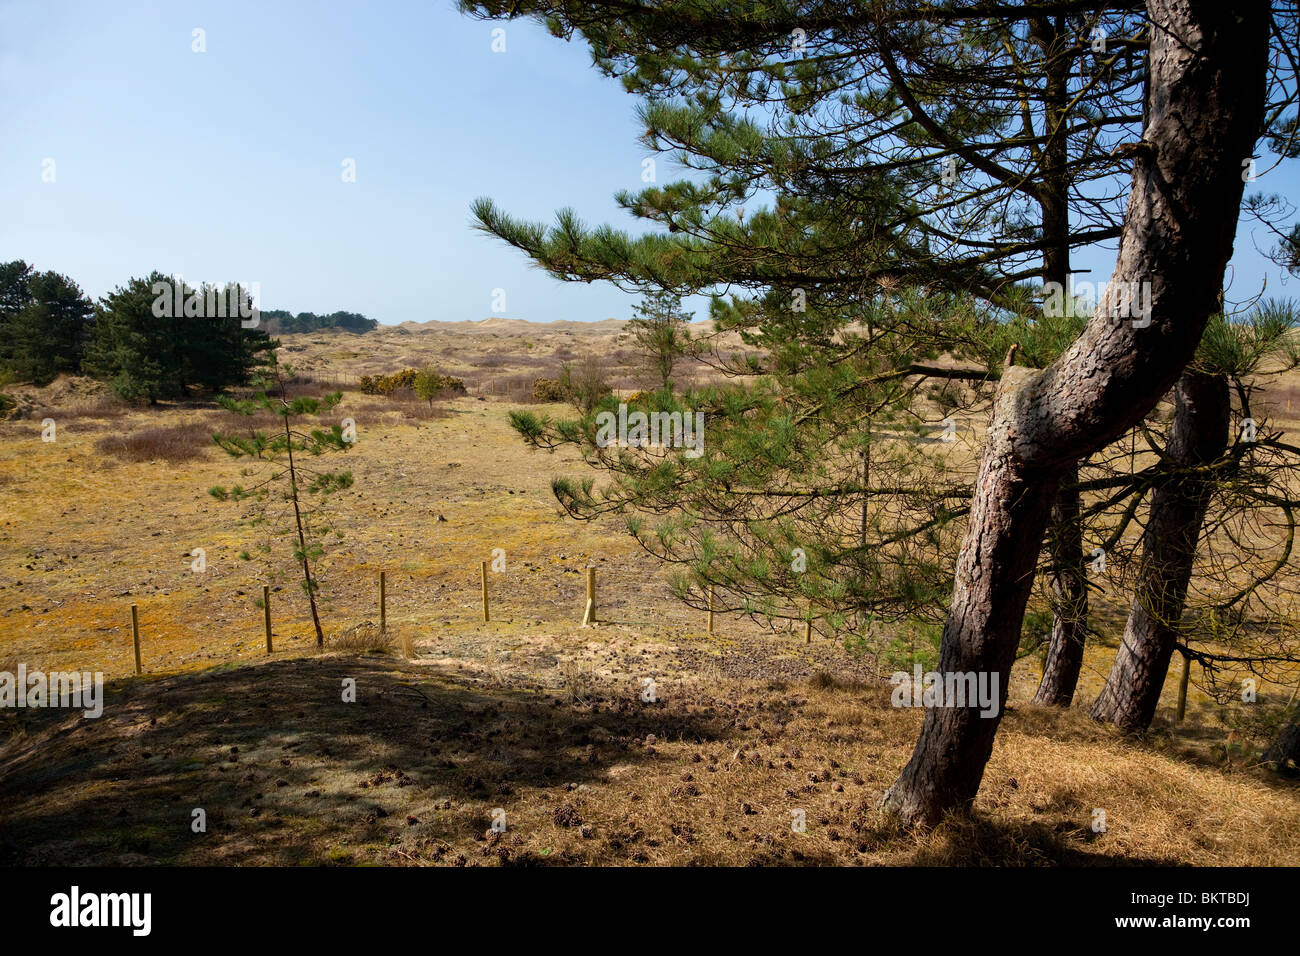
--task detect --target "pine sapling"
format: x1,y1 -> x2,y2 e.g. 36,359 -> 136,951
209,357 -> 353,647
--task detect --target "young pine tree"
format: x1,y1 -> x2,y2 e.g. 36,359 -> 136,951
209,356 -> 353,647
628,289 -> 693,392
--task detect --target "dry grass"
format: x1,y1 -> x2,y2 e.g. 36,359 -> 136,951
93,421 -> 216,463
472,371 -> 548,404
0,653 -> 1294,866
330,621 -> 396,654
376,387 -> 453,422
1258,380 -> 1300,423
556,657 -> 598,704
63,393 -> 134,421
1,322 -> 1297,866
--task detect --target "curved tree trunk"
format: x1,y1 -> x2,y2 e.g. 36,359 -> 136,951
880,0 -> 1269,827
879,373 -> 1060,824
1032,16 -> 1089,709
1034,466 -> 1088,706
1091,371 -> 1230,731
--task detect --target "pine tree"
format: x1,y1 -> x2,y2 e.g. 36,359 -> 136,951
0,260 -> 32,318
209,355 -> 353,648
85,274 -> 274,402
462,0 -> 1157,668
1091,302 -> 1300,732
83,275 -> 173,402
628,289 -> 693,391
0,262 -> 94,384
463,0 -> 1292,824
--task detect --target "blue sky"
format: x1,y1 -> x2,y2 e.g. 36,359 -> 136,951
2,0 -> 1297,325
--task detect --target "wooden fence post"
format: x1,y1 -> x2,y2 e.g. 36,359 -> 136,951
131,604 -> 142,675
1175,651 -> 1191,723
707,586 -> 715,634
582,566 -> 596,626
263,585 -> 272,654
805,619 -> 812,644
481,561 -> 490,622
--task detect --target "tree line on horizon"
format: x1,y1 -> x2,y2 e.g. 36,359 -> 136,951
257,309 -> 377,335
0,260 -> 376,402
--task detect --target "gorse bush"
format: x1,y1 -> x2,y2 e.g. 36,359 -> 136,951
361,368 -> 465,400
359,369 -> 417,394
532,377 -> 567,402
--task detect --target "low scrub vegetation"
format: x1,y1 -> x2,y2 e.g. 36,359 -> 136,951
94,421 -> 216,463
330,621 -> 395,654
360,368 -> 466,400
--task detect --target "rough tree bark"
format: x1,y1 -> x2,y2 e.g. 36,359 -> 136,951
1090,370 -> 1230,731
1031,14 -> 1091,709
880,0 -> 1269,826
1034,462 -> 1089,706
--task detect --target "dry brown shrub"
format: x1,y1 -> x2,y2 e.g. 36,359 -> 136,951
330,621 -> 395,654
94,422 -> 215,463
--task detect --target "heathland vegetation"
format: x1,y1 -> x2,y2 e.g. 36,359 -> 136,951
3,0 -> 1300,867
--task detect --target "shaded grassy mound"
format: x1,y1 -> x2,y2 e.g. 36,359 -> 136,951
2,651 -> 1295,866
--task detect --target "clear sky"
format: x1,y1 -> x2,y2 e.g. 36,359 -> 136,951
2,0 -> 1297,325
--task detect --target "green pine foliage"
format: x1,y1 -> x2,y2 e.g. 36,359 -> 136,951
83,273 -> 276,402
628,289 -> 693,390
0,260 -> 95,385
456,0 -> 1173,645
209,355 -> 354,647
